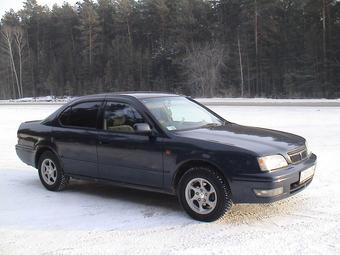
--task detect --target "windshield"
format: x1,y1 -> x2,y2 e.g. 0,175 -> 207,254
142,97 -> 224,131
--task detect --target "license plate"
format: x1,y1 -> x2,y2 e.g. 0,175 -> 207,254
300,166 -> 315,183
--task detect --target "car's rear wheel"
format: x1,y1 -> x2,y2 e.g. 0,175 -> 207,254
38,151 -> 69,191
177,166 -> 233,222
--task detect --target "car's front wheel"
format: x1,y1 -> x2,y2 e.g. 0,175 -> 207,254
178,166 -> 233,221
38,151 -> 69,191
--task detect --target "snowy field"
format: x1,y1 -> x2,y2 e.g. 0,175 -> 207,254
1,104 -> 340,254
2,97 -> 340,107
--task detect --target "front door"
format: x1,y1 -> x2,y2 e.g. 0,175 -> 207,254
97,101 -> 163,188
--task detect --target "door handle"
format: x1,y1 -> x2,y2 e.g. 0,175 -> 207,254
98,136 -> 128,145
98,140 -> 110,145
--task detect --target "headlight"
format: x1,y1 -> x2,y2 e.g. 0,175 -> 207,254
257,155 -> 288,171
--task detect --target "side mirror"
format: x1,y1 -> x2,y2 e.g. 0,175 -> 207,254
134,123 -> 152,135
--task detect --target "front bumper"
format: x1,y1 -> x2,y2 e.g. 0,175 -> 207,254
230,153 -> 317,203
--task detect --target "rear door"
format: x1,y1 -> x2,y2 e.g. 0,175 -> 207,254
96,100 -> 164,188
53,100 -> 102,177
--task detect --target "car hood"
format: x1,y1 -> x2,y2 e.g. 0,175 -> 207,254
174,123 -> 305,156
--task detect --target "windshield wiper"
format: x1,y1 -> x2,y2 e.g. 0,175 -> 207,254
200,123 -> 222,129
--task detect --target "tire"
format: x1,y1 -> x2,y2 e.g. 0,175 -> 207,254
38,151 -> 69,191
177,166 -> 233,222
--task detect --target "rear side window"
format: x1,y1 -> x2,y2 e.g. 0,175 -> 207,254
59,101 -> 101,128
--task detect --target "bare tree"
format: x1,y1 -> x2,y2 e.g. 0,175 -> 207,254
153,0 -> 169,46
322,0 -> 327,66
237,30 -> 244,97
184,43 -> 225,97
116,0 -> 133,49
13,26 -> 25,97
78,0 -> 101,66
1,26 -> 21,98
254,0 -> 259,95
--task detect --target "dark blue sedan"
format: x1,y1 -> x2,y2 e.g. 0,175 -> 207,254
16,92 -> 317,221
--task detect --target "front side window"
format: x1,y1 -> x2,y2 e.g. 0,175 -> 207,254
103,102 -> 145,133
59,101 -> 101,128
142,96 -> 224,131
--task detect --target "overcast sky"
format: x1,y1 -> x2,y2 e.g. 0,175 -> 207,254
0,0 -> 78,18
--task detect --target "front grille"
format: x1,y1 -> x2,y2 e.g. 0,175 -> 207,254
288,145 -> 308,164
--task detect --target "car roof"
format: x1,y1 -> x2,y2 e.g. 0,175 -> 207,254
83,91 -> 181,100
45,92 -> 183,125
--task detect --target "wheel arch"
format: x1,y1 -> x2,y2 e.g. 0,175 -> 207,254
34,145 -> 60,168
172,159 -> 231,191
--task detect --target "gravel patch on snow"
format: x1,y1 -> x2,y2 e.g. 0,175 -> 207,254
0,104 -> 339,254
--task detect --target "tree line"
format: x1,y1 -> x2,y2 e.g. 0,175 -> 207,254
1,0 -> 340,99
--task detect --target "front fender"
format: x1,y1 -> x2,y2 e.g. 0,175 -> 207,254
161,137 -> 260,193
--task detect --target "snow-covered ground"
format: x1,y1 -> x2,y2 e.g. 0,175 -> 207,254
2,96 -> 340,106
0,96 -> 72,104
0,104 -> 340,254
200,97 -> 340,102
198,98 -> 340,107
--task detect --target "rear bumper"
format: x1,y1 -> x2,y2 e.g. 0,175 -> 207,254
230,153 -> 317,203
15,144 -> 35,167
